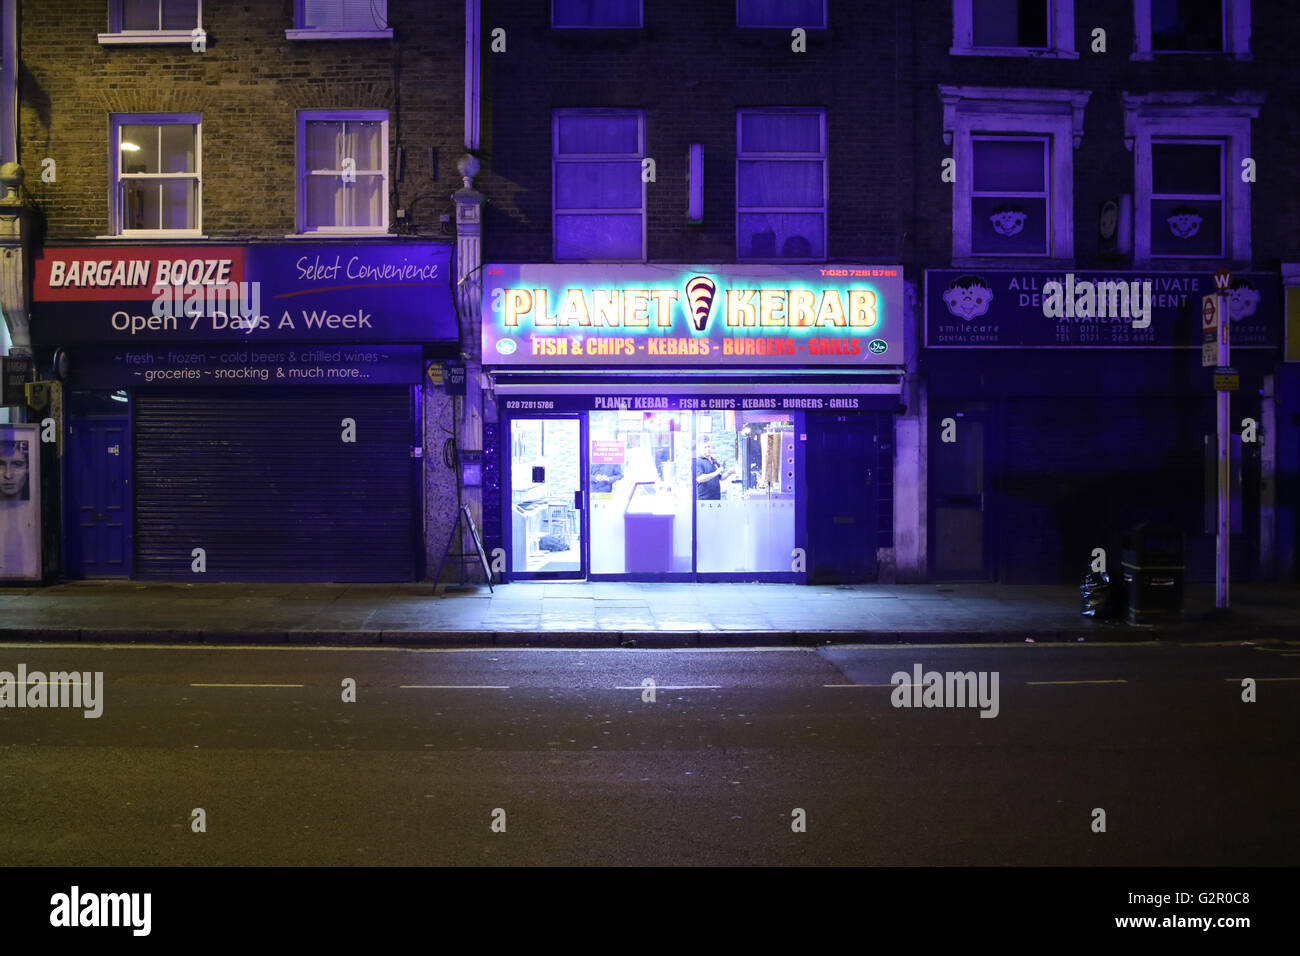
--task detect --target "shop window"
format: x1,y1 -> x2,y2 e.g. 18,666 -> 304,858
1149,140 -> 1224,258
737,1 -> 826,28
693,412 -> 795,573
1133,0 -> 1249,59
552,0 -> 641,28
297,110 -> 389,235
736,109 -> 826,261
951,0 -> 1076,58
589,411 -> 693,574
971,136 -> 1050,256
1123,92 -> 1261,264
288,0 -> 391,39
110,114 -> 201,236
940,86 -> 1089,262
553,109 -> 646,261
101,0 -> 201,44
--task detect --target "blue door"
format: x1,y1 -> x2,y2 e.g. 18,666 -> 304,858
66,415 -> 132,578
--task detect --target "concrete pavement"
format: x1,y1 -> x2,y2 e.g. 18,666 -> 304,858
0,578 -> 1296,645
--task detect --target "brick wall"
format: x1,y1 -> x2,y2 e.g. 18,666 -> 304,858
908,0 -> 1300,271
18,0 -> 465,240
480,0 -> 908,263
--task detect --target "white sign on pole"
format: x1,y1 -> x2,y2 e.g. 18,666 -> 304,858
1202,295 -> 1220,367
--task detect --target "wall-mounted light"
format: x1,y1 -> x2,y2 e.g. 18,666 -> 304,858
687,143 -> 703,224
119,141 -> 140,152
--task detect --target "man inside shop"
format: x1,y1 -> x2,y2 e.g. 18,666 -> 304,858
591,461 -> 624,494
694,435 -> 731,500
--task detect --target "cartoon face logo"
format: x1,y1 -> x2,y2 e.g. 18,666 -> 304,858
1166,206 -> 1204,240
684,276 -> 717,332
942,275 -> 994,320
989,205 -> 1028,237
1228,278 -> 1260,321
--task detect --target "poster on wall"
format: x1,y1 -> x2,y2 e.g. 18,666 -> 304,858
482,263 -> 905,366
0,423 -> 41,581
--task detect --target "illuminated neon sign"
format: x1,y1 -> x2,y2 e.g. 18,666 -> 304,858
482,264 -> 904,366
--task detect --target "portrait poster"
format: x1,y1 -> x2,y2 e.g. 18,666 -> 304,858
0,423 -> 41,581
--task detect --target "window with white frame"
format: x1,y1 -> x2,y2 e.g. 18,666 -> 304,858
971,136 -> 1051,256
1132,0 -> 1250,58
553,110 -> 645,261
297,111 -> 389,234
1149,140 -> 1224,257
940,86 -> 1090,261
101,0 -> 201,44
951,0 -> 1076,57
737,1 -> 827,28
289,0 -> 391,39
1123,92 -> 1262,263
111,115 -> 200,235
736,109 -> 826,261
552,0 -> 641,28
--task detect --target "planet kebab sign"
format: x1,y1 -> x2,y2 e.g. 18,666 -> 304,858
482,264 -> 903,365
31,243 -> 455,345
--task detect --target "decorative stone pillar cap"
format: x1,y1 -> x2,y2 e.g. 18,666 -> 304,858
0,162 -> 24,204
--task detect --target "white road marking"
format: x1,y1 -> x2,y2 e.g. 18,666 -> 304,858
1222,676 -> 1300,681
1026,679 -> 1128,685
613,685 -> 722,690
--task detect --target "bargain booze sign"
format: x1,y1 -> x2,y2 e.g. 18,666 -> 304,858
31,243 -> 456,345
482,264 -> 904,366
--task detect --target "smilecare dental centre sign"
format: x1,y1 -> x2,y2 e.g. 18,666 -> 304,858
482,264 -> 904,366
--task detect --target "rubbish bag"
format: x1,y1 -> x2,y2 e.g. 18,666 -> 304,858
538,533 -> 570,552
1079,570 -> 1113,618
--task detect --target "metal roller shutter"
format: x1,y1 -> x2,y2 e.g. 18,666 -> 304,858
134,386 -> 417,581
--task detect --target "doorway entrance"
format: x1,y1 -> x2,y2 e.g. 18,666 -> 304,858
929,406 -> 994,579
508,416 -> 585,577
65,413 -> 132,578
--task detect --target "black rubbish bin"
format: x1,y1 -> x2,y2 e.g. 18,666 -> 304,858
1120,523 -> 1185,626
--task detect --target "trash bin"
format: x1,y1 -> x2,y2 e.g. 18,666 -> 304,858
1120,523 -> 1185,625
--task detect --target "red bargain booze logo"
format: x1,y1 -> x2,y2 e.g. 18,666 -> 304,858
33,247 -> 248,302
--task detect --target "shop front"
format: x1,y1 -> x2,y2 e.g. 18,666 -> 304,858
923,268 -> 1286,584
481,264 -> 907,582
31,241 -> 457,582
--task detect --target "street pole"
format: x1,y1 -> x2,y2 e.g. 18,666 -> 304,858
1215,281 -> 1230,610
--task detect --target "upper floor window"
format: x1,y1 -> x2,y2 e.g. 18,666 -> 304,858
737,1 -> 827,28
1150,140 -> 1224,258
297,111 -> 389,234
101,0 -> 202,45
940,86 -> 1090,261
111,114 -> 201,236
552,0 -> 641,28
288,0 -> 392,40
736,109 -> 826,261
1132,0 -> 1250,58
553,110 -> 646,261
951,0 -> 1077,58
1123,91 -> 1263,263
971,136 -> 1050,256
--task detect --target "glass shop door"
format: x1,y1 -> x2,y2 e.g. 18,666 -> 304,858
508,415 -> 586,578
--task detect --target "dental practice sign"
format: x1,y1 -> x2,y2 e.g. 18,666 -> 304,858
482,264 -> 904,366
925,269 -> 1281,349
31,242 -> 456,345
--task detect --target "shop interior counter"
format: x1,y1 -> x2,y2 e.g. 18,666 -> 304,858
623,481 -> 676,573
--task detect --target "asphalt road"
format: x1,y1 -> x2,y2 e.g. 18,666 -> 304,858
1,640 -> 1297,866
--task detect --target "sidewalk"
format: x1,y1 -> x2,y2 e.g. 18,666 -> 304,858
0,579 -> 1295,646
